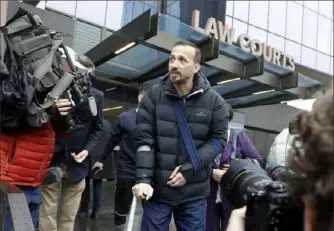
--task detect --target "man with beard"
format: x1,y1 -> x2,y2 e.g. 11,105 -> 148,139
132,40 -> 229,231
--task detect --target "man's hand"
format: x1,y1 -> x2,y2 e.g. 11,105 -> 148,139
55,99 -> 72,116
212,164 -> 229,183
71,150 -> 89,163
167,166 -> 187,187
92,161 -> 103,170
132,183 -> 154,200
226,206 -> 246,231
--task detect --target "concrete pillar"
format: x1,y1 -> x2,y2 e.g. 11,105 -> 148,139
1,0 -> 8,26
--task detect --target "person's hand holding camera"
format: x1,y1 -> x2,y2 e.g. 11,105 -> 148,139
212,164 -> 229,183
226,206 -> 246,231
55,99 -> 72,116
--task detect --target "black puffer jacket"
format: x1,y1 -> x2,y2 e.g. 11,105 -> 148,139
136,72 -> 229,205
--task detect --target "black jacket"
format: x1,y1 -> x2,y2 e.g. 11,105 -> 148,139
100,109 -> 137,179
90,119 -> 116,180
51,88 -> 104,184
136,73 -> 229,205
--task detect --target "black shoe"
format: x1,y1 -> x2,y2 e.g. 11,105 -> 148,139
90,212 -> 99,220
77,208 -> 88,217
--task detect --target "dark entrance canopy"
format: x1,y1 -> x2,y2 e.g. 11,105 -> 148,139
85,10 -> 328,114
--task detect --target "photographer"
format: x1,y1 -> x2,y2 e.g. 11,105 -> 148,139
0,99 -> 72,231
226,87 -> 334,231
39,52 -> 104,231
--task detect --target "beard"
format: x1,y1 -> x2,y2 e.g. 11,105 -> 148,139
170,72 -> 191,85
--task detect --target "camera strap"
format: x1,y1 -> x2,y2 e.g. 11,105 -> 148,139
230,129 -> 242,159
171,100 -> 201,175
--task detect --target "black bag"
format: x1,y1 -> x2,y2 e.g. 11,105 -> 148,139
0,8 -> 73,131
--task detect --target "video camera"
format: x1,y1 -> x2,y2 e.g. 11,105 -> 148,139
0,8 -> 96,133
220,158 -> 304,231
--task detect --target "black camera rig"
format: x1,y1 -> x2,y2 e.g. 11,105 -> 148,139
220,159 -> 304,231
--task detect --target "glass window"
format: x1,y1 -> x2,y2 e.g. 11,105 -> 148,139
122,2 -> 133,26
286,2 -> 303,43
36,1 -> 46,10
233,19 -> 248,42
144,1 -> 157,7
294,1 -> 303,5
268,33 -> 285,52
226,1 -> 234,16
233,1 -> 249,22
144,3 -> 157,15
167,1 -> 180,18
331,29 -> 333,56
74,21 -> 102,55
132,2 -> 144,19
316,52 -> 331,73
76,1 -> 107,26
317,15 -> 332,55
45,1 -> 76,16
249,1 -> 269,29
248,26 -> 267,43
302,8 -> 318,49
330,57 -> 333,75
268,1 -> 287,37
301,46 -> 316,68
225,16 -> 233,28
319,1 -> 333,19
304,1 -> 318,12
106,1 -> 125,30
286,40 -> 301,63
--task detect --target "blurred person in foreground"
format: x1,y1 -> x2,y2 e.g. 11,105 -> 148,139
93,86 -> 148,231
78,118 -> 112,220
226,87 -> 334,231
132,40 -> 229,230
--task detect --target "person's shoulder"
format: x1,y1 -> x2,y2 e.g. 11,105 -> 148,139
147,83 -> 161,95
205,88 -> 227,108
119,109 -> 136,119
92,87 -> 104,99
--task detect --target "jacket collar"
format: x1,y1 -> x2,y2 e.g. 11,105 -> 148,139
161,71 -> 211,97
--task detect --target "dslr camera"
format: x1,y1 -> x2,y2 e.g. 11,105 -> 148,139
55,44 -> 97,133
220,159 -> 303,231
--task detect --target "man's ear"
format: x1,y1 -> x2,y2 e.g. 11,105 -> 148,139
194,63 -> 201,73
302,195 -> 317,231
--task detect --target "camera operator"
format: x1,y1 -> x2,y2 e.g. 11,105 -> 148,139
39,51 -> 104,231
0,99 -> 72,231
226,87 -> 334,231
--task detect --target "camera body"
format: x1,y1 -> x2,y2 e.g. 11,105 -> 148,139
245,181 -> 303,231
60,70 -> 96,133
220,158 -> 303,231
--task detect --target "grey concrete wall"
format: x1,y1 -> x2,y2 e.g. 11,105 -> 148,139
7,1 -> 75,47
1,1 -> 8,26
239,103 -> 303,133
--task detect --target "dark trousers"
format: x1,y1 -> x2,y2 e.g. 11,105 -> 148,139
114,177 -> 136,227
4,186 -> 41,231
141,199 -> 207,231
206,179 -> 232,231
80,177 -> 103,214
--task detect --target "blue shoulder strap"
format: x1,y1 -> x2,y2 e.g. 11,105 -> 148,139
231,129 -> 242,159
171,100 -> 201,174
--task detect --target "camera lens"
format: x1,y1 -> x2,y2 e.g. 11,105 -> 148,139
220,158 -> 272,208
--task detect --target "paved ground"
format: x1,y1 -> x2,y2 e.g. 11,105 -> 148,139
74,180 -> 177,231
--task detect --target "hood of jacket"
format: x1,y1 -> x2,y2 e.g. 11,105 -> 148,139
160,71 -> 211,96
